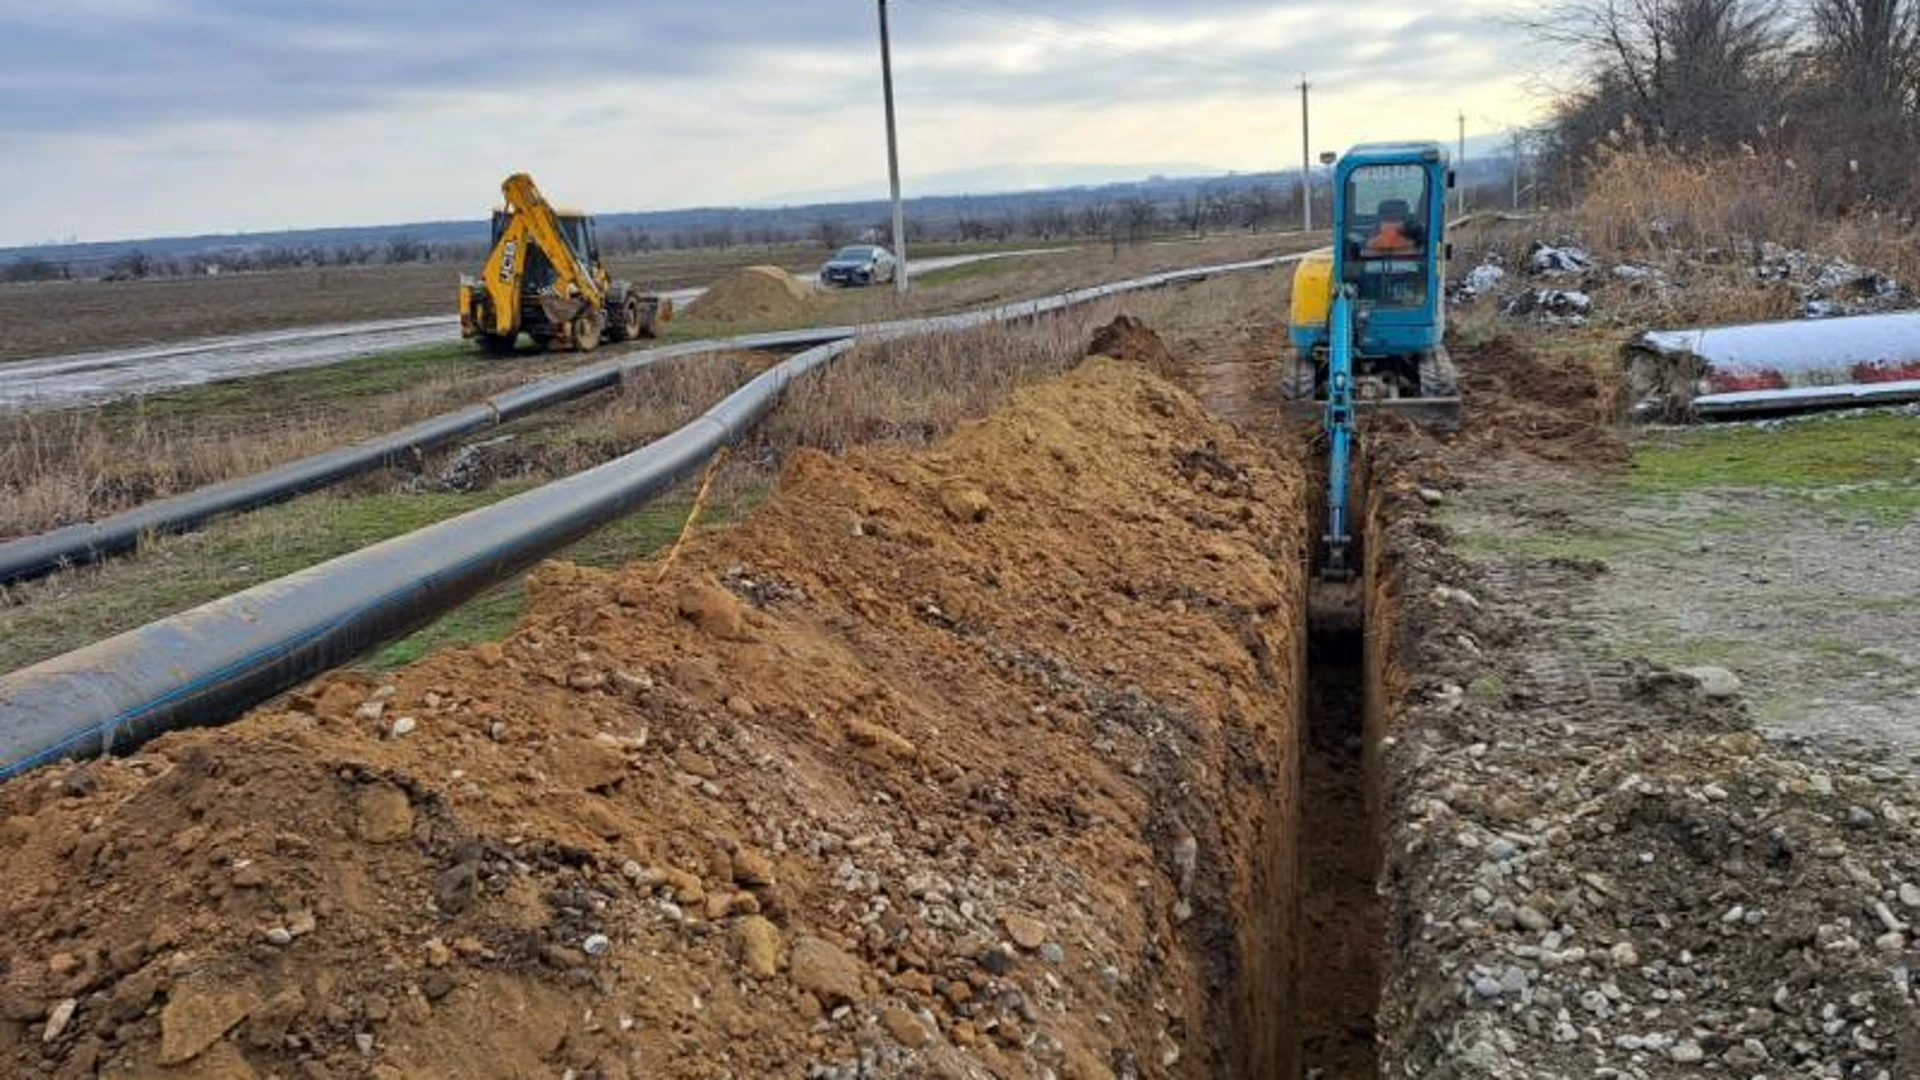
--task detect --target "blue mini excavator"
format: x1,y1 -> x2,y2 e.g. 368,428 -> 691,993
1285,142 -> 1461,599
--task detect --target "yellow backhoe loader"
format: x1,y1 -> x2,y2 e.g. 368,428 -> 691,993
459,173 -> 670,354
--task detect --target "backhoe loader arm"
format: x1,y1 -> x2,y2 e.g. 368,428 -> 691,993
478,173 -> 606,334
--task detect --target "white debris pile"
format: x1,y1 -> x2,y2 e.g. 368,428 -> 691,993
1752,242 -> 1908,318
1451,240 -> 1604,322
1530,241 -> 1595,276
1502,289 -> 1593,325
1450,257 -> 1508,304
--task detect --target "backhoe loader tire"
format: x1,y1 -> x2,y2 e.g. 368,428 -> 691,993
1419,347 -> 1459,398
1279,352 -> 1319,401
477,332 -> 517,357
572,313 -> 602,353
611,295 -> 644,343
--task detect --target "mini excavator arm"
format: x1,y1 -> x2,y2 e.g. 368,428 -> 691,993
1321,285 -> 1359,581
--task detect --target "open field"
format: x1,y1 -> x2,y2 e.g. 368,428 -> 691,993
0,239 -> 1092,364
0,232 -> 1315,539
0,245 -> 814,363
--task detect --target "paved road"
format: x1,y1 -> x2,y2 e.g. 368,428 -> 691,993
0,250 -> 1061,412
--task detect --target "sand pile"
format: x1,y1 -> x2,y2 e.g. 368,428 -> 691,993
683,266 -> 814,323
0,357 -> 1310,1079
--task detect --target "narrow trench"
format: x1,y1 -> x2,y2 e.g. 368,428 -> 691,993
1277,456 -> 1387,1080
1294,615 -> 1383,1077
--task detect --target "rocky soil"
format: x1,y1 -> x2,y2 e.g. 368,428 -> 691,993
1364,344 -> 1920,1078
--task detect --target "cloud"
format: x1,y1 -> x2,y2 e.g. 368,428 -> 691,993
0,0 -> 1551,245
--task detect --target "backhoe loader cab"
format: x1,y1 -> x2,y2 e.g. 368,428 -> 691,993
1283,142 -> 1460,429
460,173 -> 669,355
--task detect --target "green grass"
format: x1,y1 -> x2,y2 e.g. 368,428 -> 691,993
371,500 -> 695,667
0,481 -> 706,675
914,255 -> 1050,287
1631,412 -> 1920,491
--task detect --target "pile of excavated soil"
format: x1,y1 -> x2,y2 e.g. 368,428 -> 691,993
1086,316 -> 1174,374
682,266 -> 815,323
0,358 -> 1309,1079
1450,332 -> 1628,465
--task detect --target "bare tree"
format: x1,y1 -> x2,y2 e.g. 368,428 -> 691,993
1,255 -> 68,283
385,234 -> 429,264
1175,195 -> 1207,236
1234,186 -> 1280,231
1077,201 -> 1115,238
1025,203 -> 1071,240
1536,0 -> 1920,211
1808,0 -> 1920,112
814,217 -> 852,250
1118,197 -> 1160,246
1535,0 -> 1789,151
106,249 -> 154,281
1203,188 -> 1238,231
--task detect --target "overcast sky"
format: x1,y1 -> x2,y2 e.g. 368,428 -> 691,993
0,0 -> 1554,247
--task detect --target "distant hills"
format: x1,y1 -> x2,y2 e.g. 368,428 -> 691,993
753,161 -> 1233,207
1,153 -> 1525,279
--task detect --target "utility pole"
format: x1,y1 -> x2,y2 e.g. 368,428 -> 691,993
1298,76 -> 1312,232
878,0 -> 909,295
1456,111 -> 1467,218
1510,129 -> 1523,211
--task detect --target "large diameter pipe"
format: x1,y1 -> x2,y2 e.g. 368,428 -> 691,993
0,330 -> 858,584
1625,311 -> 1920,419
0,340 -> 854,781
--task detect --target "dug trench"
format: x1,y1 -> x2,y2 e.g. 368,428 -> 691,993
0,337 -> 1416,1078
1290,451 -> 1396,1080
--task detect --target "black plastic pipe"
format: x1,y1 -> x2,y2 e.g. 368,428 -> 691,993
0,339 -> 855,780
0,256 -> 1295,586
0,252 -> 1309,779
0,329 -> 858,585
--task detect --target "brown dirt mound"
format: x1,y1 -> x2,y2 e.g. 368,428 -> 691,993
1453,333 -> 1629,464
682,265 -> 814,323
1086,315 -> 1174,371
0,359 -> 1309,1078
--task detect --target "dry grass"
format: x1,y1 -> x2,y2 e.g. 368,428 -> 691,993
0,237 -> 1305,539
446,352 -> 776,487
1574,140 -> 1919,283
773,298 -> 1165,448
1462,140 -> 1920,329
0,353 -> 585,538
699,292 -> 1179,508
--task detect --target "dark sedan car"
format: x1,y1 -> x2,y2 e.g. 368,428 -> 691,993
820,245 -> 899,287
